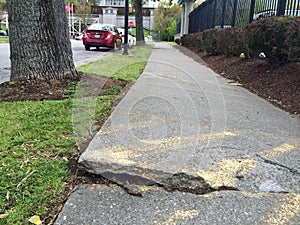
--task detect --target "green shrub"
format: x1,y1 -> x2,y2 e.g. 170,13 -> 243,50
181,34 -> 195,47
244,16 -> 295,66
180,29 -> 245,55
179,16 -> 300,66
174,37 -> 181,45
216,28 -> 247,56
194,32 -> 204,51
202,29 -> 219,55
285,17 -> 300,61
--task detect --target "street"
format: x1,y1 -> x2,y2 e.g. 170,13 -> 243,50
0,42 -> 10,84
0,39 -> 112,84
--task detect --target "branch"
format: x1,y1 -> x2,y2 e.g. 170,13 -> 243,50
17,170 -> 37,188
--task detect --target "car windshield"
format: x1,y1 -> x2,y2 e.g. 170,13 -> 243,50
88,24 -> 110,31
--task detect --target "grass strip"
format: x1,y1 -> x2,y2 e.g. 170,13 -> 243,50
0,44 -> 153,224
0,100 -> 75,224
77,45 -> 153,82
0,36 -> 9,43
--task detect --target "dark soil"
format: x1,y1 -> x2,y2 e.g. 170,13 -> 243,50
0,72 -> 128,102
175,45 -> 300,116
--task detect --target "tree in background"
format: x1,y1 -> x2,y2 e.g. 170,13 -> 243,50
132,0 -> 174,44
0,0 -> 7,31
153,2 -> 181,41
166,19 -> 177,38
7,0 -> 76,81
65,0 -> 91,31
0,0 -> 6,12
132,0 -> 146,45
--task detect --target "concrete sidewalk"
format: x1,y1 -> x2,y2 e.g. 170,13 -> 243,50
55,42 -> 300,224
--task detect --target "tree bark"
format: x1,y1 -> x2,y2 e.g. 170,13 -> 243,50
134,0 -> 145,45
7,0 -> 76,81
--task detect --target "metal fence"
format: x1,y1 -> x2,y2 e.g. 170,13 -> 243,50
188,0 -> 300,33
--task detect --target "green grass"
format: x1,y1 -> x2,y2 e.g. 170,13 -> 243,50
167,41 -> 176,47
0,100 -> 75,224
77,45 -> 152,82
72,85 -> 123,145
129,28 -> 150,38
0,36 -> 9,43
0,24 -> 8,42
0,45 -> 153,224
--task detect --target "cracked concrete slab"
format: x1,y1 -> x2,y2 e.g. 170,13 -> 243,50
55,184 -> 300,225
79,42 -> 300,193
55,42 -> 300,224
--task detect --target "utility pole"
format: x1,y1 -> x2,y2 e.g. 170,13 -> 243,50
123,0 -> 129,55
68,2 -> 71,36
5,13 -> 8,32
72,3 -> 74,36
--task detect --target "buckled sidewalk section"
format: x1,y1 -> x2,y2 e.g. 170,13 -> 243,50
55,42 -> 300,224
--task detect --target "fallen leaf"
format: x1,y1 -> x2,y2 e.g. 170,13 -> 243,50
0,214 -> 9,219
29,215 -> 42,225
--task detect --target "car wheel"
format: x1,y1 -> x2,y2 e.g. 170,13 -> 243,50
85,45 -> 90,51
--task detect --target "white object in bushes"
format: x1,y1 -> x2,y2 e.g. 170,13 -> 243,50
259,52 -> 266,58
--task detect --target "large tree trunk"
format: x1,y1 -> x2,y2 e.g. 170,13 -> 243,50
7,0 -> 76,81
134,0 -> 145,45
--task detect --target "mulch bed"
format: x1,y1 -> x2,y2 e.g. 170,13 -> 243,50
0,72 -> 127,102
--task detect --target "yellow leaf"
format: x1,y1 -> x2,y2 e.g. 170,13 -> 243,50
29,215 -> 42,225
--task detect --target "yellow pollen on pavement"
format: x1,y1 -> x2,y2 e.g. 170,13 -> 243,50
184,158 -> 256,187
258,143 -> 295,158
153,209 -> 199,225
262,194 -> 300,225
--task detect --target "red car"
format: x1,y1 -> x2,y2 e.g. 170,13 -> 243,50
82,24 -> 122,50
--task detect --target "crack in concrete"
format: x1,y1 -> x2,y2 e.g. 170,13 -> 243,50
96,171 -> 240,198
162,173 -> 239,195
256,154 -> 300,175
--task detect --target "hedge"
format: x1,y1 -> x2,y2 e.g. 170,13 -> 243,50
180,16 -> 300,66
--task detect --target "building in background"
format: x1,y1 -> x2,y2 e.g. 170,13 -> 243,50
68,0 -> 158,34
91,0 -> 157,29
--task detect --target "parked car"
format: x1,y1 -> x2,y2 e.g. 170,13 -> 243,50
117,28 -> 136,47
82,24 -> 122,50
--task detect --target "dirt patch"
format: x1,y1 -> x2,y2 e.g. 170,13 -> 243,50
175,45 -> 300,116
0,72 -> 128,102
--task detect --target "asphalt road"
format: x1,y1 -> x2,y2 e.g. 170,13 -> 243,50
0,42 -> 10,84
0,39 -> 112,84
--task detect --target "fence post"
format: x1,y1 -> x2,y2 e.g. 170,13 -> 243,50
231,0 -> 238,27
212,0 -> 217,28
248,0 -> 256,23
276,0 -> 287,16
221,0 -> 227,28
